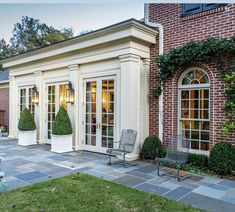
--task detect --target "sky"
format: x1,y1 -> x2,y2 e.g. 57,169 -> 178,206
0,3 -> 144,43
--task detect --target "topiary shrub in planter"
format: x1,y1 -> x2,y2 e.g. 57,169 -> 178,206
51,106 -> 73,153
140,136 -> 163,160
209,142 -> 235,175
18,108 -> 37,146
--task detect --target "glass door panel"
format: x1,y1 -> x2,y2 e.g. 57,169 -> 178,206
47,85 -> 56,140
101,79 -> 114,149
85,81 -> 97,146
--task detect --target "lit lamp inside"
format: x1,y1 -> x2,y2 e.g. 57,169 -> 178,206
32,85 -> 39,104
66,81 -> 74,104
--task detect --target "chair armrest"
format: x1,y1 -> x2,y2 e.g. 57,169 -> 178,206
156,148 -> 161,158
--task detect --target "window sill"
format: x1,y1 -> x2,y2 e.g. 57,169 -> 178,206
181,6 -> 226,21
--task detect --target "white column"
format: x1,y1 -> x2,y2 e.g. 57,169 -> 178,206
68,64 -> 80,150
119,54 -> 141,160
8,75 -> 17,139
140,59 -> 150,146
34,71 -> 43,144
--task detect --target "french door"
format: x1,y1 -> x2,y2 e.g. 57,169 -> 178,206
83,76 -> 116,153
19,87 -> 35,118
45,83 -> 68,144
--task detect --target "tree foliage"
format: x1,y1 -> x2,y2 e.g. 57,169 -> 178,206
0,16 -> 74,71
10,16 -> 74,54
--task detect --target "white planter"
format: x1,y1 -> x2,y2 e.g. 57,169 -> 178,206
18,130 -> 37,146
51,134 -> 73,153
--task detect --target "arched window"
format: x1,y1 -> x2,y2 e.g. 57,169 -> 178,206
179,68 -> 210,152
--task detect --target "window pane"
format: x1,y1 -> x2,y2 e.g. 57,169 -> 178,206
190,110 -> 199,119
202,121 -> 209,130
182,130 -> 190,139
182,120 -> 190,129
182,77 -> 191,85
201,132 -> 209,141
181,100 -> 189,108
191,141 -> 199,150
191,121 -> 199,129
190,100 -> 199,109
181,90 -> 189,99
201,142 -> 209,151
191,131 -> 199,140
190,90 -> 199,99
200,110 -> 209,119
201,100 -> 209,109
201,90 -> 209,99
181,110 -> 189,118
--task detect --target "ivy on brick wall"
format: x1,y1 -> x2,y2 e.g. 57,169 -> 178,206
155,36 -> 235,136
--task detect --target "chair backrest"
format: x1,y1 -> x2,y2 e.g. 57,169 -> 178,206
119,129 -> 137,153
166,136 -> 190,163
166,149 -> 188,163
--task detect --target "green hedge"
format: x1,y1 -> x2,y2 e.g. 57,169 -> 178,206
209,142 -> 235,175
52,106 -> 72,135
18,108 -> 36,131
140,136 -> 163,160
187,153 -> 208,169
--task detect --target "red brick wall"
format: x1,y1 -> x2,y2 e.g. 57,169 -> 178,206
148,3 -> 235,147
0,86 -> 9,130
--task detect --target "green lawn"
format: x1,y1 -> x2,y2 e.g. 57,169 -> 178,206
0,174 -> 203,211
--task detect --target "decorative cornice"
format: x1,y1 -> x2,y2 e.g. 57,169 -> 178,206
34,70 -> 43,76
68,64 -> 80,72
119,54 -> 140,63
143,58 -> 150,65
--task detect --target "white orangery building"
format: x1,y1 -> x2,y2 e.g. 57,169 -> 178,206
2,19 -> 158,160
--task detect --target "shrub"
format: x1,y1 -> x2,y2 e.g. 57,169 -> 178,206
187,153 -> 208,169
140,136 -> 163,160
52,106 -> 72,135
18,108 -> 36,131
209,142 -> 235,175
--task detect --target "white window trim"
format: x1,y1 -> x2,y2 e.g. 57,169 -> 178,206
178,67 -> 210,155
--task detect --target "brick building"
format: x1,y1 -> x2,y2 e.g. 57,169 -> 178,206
147,3 -> 235,154
0,70 -> 9,131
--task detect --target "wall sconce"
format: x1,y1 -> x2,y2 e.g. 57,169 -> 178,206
66,81 -> 75,104
32,85 -> 39,105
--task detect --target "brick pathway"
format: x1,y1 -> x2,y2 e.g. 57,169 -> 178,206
0,139 -> 235,212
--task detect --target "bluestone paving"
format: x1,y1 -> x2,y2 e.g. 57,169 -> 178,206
0,139 -> 235,212
218,180 -> 235,188
15,171 -> 47,181
181,192 -> 235,212
193,186 -> 226,199
135,183 -> 169,195
164,186 -> 192,200
113,175 -> 146,187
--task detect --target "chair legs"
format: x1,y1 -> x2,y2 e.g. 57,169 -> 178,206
156,162 -> 191,182
107,152 -> 135,168
108,151 -> 112,165
157,162 -> 161,176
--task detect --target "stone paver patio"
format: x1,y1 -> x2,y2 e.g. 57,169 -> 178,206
1,139 -> 235,212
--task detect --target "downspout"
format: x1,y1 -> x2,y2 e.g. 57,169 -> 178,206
144,3 -> 164,142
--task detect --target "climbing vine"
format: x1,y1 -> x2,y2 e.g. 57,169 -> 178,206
155,36 -> 235,136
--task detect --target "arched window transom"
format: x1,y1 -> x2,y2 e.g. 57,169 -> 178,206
182,69 -> 209,85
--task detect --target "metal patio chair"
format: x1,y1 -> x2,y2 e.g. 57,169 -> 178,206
155,136 -> 191,181
106,129 -> 137,168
